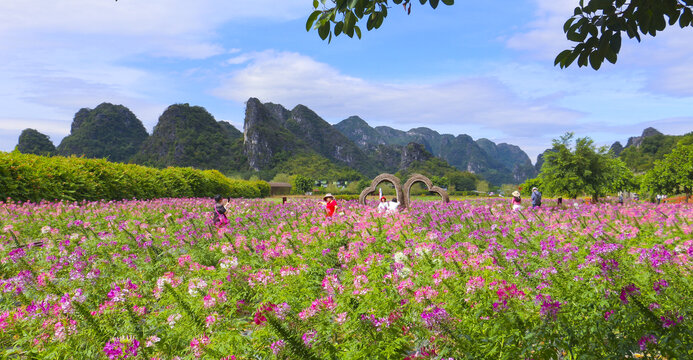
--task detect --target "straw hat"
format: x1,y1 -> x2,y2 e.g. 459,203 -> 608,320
323,193 -> 334,200
532,187 -> 538,191
512,191 -> 521,197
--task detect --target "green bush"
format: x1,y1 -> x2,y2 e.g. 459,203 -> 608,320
0,151 -> 267,202
252,180 -> 271,198
335,194 -> 359,200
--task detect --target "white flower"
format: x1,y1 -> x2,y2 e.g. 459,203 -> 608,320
41,226 -> 51,234
219,257 -> 238,269
70,233 -> 79,240
145,335 -> 160,347
393,252 -> 407,264
397,267 -> 412,278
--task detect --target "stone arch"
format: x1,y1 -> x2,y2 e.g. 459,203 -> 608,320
401,173 -> 450,209
358,173 -> 403,207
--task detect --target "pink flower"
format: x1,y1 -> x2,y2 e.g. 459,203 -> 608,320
302,330 -> 317,347
270,340 -> 285,355
205,315 -> 216,328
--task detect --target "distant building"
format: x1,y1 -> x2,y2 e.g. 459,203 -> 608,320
268,182 -> 292,196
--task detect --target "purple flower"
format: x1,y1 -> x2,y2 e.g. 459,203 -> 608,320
270,340 -> 285,355
638,334 -> 657,351
302,330 -> 317,347
421,305 -> 449,329
539,298 -> 562,320
103,341 -> 123,360
619,284 -> 640,305
604,310 -> 614,321
661,312 -> 683,328
8,248 -> 26,262
653,278 -> 669,295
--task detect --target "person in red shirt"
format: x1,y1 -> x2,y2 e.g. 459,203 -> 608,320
324,193 -> 337,217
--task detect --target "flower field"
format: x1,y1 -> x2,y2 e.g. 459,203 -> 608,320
1,198 -> 692,359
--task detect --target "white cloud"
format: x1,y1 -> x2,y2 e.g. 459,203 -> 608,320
213,50 -> 584,159
0,0 -> 308,151
505,0 -> 575,59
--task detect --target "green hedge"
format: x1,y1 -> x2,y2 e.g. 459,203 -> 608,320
335,194 -> 359,200
0,151 -> 269,202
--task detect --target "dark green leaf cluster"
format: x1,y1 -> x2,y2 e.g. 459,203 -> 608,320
16,128 -> 56,156
556,0 -> 693,69
307,0 -> 454,42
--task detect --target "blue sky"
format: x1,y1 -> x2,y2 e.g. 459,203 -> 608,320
1,0 -> 692,161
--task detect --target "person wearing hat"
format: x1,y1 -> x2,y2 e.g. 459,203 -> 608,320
377,196 -> 389,213
323,193 -> 337,217
511,191 -> 523,211
531,187 -> 542,207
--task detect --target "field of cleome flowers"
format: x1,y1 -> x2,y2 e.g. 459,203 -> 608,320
1,197 -> 692,359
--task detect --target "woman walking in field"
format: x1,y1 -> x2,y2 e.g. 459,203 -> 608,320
212,194 -> 229,227
323,193 -> 337,217
511,191 -> 523,211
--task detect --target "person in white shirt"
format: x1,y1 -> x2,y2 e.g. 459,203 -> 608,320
377,196 -> 389,212
387,198 -> 400,213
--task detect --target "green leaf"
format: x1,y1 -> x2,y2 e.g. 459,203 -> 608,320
354,25 -> 362,39
430,0 -> 439,9
609,32 -> 621,53
334,21 -> 344,36
554,49 -> 572,66
441,0 -> 454,5
318,22 -> 330,40
589,51 -> 603,70
313,0 -> 319,8
306,11 -> 321,32
344,11 -> 356,37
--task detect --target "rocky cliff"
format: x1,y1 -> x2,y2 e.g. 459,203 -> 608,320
335,116 -> 537,184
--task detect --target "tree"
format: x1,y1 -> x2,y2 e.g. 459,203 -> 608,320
271,173 -> 292,183
641,144 -> 693,202
539,132 -> 634,202
292,174 -> 314,194
307,1 -> 693,70
475,180 -> 490,193
448,172 -> 477,192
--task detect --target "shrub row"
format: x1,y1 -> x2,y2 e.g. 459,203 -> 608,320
0,152 -> 268,202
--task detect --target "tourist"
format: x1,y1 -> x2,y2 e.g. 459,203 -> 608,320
324,193 -> 337,217
212,194 -> 229,227
618,192 -> 624,205
388,197 -> 400,213
377,196 -> 389,213
511,191 -> 523,211
531,187 -> 542,207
